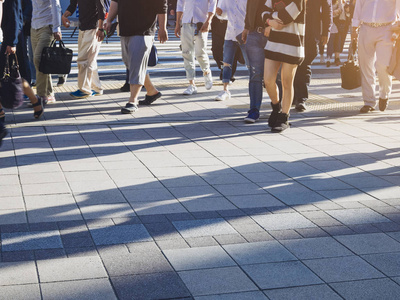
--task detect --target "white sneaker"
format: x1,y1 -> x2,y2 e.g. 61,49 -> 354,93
215,90 -> 231,101
320,55 -> 326,64
204,72 -> 213,90
183,85 -> 198,95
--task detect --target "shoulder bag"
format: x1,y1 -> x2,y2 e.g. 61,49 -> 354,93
39,39 -> 73,75
340,40 -> 361,90
0,54 -> 24,109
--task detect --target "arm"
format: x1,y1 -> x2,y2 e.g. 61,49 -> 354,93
62,0 -> 77,28
105,0 -> 118,34
175,0 -> 184,38
51,0 -> 62,40
320,0 -> 333,45
201,0 -> 216,32
157,13 -> 168,43
270,0 -> 303,25
3,0 -> 20,52
351,0 -> 361,40
96,0 -> 106,41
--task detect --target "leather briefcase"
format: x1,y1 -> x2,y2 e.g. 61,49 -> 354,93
39,40 -> 73,75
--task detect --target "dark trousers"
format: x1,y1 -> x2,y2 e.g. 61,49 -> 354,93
293,30 -> 318,103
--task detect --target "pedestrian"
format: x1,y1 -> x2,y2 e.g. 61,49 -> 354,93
175,0 -> 216,95
326,0 -> 347,67
262,0 -> 306,132
105,0 -> 168,114
214,0 -> 248,101
293,0 -> 332,112
62,0 -> 106,99
352,0 -> 399,113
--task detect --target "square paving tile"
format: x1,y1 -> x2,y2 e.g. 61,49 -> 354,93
252,213 -> 317,230
335,233 -> 400,254
111,272 -> 190,300
0,261 -> 38,285
264,284 -> 342,300
222,241 -> 296,265
1,230 -> 63,251
362,253 -> 400,276
41,278 -> 117,300
172,218 -> 238,238
178,266 -> 258,296
0,284 -> 41,299
227,194 -> 285,208
131,200 -> 188,215
163,246 -> 236,271
89,224 -> 152,245
303,256 -> 385,283
326,208 -> 390,225
281,237 -> 353,259
330,278 -> 400,300
37,256 -> 108,282
79,204 -> 136,220
196,291 -> 268,300
242,261 -> 322,289
180,197 -> 237,212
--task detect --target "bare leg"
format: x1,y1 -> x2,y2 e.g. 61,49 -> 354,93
22,79 -> 42,113
129,84 -> 142,104
280,63 -> 298,114
263,59 -> 282,104
144,74 -> 159,96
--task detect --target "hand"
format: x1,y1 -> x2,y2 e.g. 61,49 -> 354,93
96,29 -> 105,42
320,35 -> 329,46
158,27 -> 168,43
53,32 -> 62,41
5,46 -> 16,55
264,26 -> 272,38
104,22 -> 111,35
242,29 -> 249,44
268,19 -> 284,30
216,7 -> 222,16
174,24 -> 181,38
351,27 -> 358,41
170,10 -> 175,16
62,15 -> 70,28
200,20 -> 210,33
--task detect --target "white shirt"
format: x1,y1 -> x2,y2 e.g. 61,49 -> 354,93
352,0 -> 400,27
32,0 -> 62,33
177,0 -> 217,24
218,0 -> 247,41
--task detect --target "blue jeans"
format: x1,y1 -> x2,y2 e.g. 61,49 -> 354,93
245,32 -> 268,111
222,40 -> 248,83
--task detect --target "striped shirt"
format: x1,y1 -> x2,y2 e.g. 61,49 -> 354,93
262,0 -> 305,65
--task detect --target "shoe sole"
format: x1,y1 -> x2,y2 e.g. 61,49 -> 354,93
183,91 -> 197,95
70,93 -> 91,99
121,108 -> 138,114
244,118 -> 257,124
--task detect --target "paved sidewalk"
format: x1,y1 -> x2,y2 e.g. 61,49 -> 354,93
1,65 -> 400,300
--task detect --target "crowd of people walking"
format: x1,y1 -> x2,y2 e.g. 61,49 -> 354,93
0,0 -> 400,146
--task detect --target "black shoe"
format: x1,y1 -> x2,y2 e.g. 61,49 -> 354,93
120,83 -> 130,92
32,96 -> 45,119
57,75 -> 66,86
268,102 -> 282,127
295,102 -> 306,112
360,105 -> 375,113
378,98 -> 388,112
121,102 -> 138,114
0,124 -> 7,147
230,77 -> 236,83
139,92 -> 162,105
271,113 -> 290,133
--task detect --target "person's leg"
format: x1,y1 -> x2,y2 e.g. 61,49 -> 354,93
138,73 -> 162,105
27,35 -> 36,85
264,59 -> 282,104
211,17 -> 226,75
215,40 -> 236,101
181,23 -> 196,86
280,62 -> 298,114
326,33 -> 335,66
17,31 -> 31,83
86,29 -> 103,93
358,25 -> 378,109
195,30 -> 212,75
75,30 -> 93,95
22,79 -> 44,119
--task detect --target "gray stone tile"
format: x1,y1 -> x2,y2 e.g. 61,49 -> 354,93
223,241 -> 296,265
242,261 -> 322,289
156,238 -> 189,250
213,183 -> 267,196
227,194 -> 285,208
41,278 -> 117,300
335,233 -> 400,254
296,228 -> 330,238
241,231 -> 275,243
27,206 -> 84,223
101,251 -> 173,276
180,197 -> 237,212
264,284 -> 342,300
1,250 -> 35,262
252,213 -> 317,230
111,272 -> 190,300
74,190 -> 127,206
79,203 -> 136,220
164,246 -> 236,271
0,209 -> 27,224
330,278 -> 400,300
0,261 -> 38,285
144,221 -> 181,240
1,230 -> 63,251
89,224 -> 152,245
268,229 -> 303,240
213,234 -> 247,245
388,231 -> 400,242
131,200 -> 188,215
0,284 -> 41,300
303,256 -> 385,283
322,225 -> 354,236
37,256 -> 108,282
34,249 -> 67,260
195,291 -> 268,300
362,253 -> 400,276
178,266 -> 258,296
326,208 -> 391,225
281,237 -> 353,259
173,218 -> 237,238
186,236 -> 219,247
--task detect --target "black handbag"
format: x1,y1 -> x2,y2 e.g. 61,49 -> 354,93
148,45 -> 158,67
340,40 -> 361,90
39,39 -> 73,75
0,54 -> 24,109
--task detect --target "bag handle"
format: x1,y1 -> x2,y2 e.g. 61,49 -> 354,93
348,39 -> 358,62
3,53 -> 19,77
50,39 -> 67,49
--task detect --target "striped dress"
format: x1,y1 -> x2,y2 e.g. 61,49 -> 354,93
262,0 -> 306,65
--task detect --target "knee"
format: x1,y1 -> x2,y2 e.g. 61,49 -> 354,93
222,62 -> 232,69
375,61 -> 389,75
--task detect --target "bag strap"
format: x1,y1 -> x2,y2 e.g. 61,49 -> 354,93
347,39 -> 358,62
3,53 -> 19,77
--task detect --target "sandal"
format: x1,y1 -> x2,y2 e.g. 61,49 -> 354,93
32,96 -> 44,119
0,108 -> 5,123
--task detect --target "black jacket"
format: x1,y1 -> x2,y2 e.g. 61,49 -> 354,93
67,0 -> 106,31
1,0 -> 23,47
306,0 -> 333,40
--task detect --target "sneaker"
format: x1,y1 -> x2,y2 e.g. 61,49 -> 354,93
139,92 -> 162,105
183,85 -> 198,95
360,105 -> 375,113
295,101 -> 306,112
120,82 -> 130,92
204,72 -> 213,90
379,98 -> 388,111
70,90 -> 91,99
57,75 -> 67,86
244,108 -> 260,123
45,95 -> 56,104
326,60 -> 331,67
215,90 -> 231,101
320,55 -> 326,64
92,90 -> 104,96
121,102 -> 138,114
334,57 -> 341,66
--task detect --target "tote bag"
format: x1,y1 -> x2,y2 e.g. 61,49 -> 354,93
39,40 -> 73,75
0,54 -> 24,109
